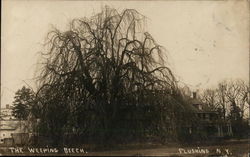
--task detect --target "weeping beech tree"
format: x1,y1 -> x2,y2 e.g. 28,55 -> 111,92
34,7 -> 193,146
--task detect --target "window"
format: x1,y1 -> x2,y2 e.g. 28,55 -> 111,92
205,114 -> 210,120
2,134 -> 5,137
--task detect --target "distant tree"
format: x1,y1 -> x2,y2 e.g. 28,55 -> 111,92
225,79 -> 248,119
201,79 -> 249,138
12,86 -> 35,120
201,79 -> 249,120
201,89 -> 218,110
179,85 -> 192,98
216,81 -> 228,120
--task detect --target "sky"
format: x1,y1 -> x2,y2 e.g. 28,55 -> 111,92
1,0 -> 249,107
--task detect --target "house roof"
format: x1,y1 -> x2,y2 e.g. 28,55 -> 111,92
186,102 -> 200,112
0,120 -> 23,131
0,125 -> 16,130
188,97 -> 217,113
190,98 -> 202,105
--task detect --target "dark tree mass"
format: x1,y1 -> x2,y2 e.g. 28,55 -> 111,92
32,7 -> 199,146
12,86 -> 35,120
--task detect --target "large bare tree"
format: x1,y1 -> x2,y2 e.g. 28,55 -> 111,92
34,7 -> 186,145
201,79 -> 249,120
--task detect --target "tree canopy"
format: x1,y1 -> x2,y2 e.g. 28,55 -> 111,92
12,86 -> 34,120
32,7 -> 195,146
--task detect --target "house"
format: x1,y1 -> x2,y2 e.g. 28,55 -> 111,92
0,104 -> 30,146
188,92 -> 233,138
0,104 -> 15,120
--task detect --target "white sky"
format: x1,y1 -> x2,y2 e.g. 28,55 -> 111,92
1,0 -> 249,107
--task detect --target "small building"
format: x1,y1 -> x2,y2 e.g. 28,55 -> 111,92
0,105 -> 30,146
0,104 -> 15,120
0,125 -> 16,144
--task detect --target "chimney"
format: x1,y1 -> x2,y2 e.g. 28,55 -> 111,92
193,92 -> 197,99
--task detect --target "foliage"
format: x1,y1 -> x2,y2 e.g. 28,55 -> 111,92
200,79 -> 249,138
34,7 -> 194,146
12,86 -> 35,120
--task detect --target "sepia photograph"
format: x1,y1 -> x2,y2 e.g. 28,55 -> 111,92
1,0 -> 249,156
